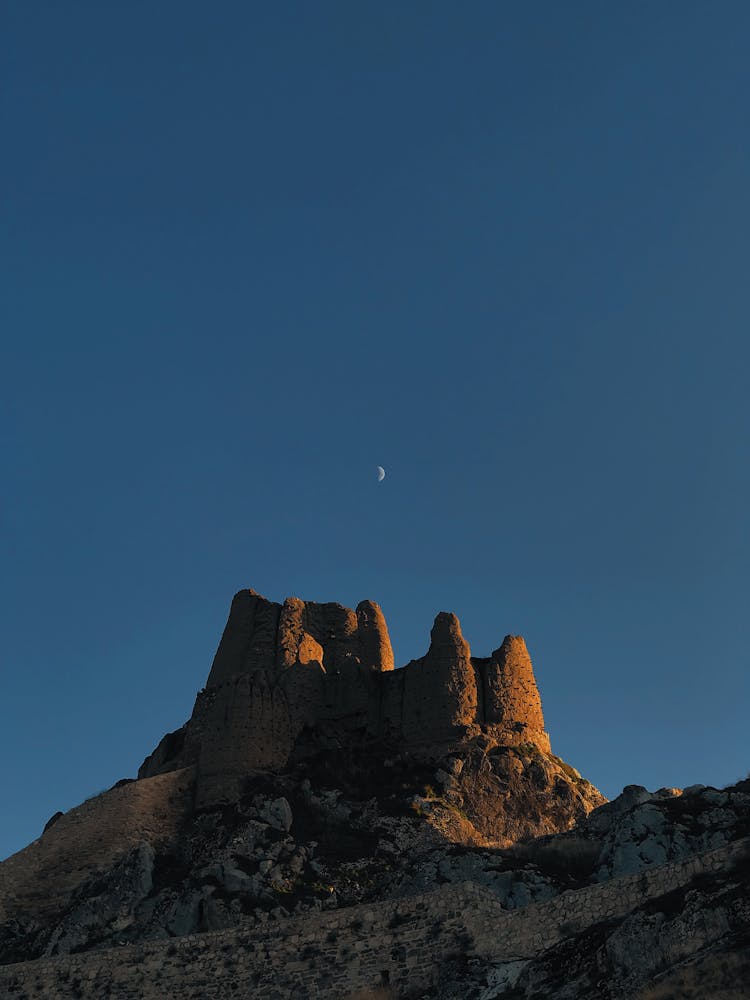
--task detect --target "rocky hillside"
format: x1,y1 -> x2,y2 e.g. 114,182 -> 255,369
435,779 -> 750,999
0,738 -> 604,964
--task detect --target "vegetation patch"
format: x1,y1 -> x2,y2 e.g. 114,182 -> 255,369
549,755 -> 584,785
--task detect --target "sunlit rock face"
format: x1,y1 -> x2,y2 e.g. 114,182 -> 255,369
474,634 -> 551,752
207,590 -> 395,686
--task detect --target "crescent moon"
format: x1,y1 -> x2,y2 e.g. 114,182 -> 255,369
377,466 -> 385,482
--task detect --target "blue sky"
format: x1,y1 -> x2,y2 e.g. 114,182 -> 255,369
2,2 -> 748,860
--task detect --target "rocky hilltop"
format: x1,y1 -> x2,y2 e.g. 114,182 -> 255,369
1,588 -> 747,999
139,589 -> 556,811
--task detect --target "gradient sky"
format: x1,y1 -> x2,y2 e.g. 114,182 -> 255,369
2,2 -> 749,860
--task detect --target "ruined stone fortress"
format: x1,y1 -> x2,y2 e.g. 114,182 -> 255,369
139,588 -> 551,807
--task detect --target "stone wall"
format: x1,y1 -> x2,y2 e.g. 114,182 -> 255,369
194,677 -> 293,807
468,835 -> 749,961
2,837 -> 746,999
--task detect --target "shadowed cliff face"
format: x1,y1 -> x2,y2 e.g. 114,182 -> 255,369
138,589 -> 553,808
